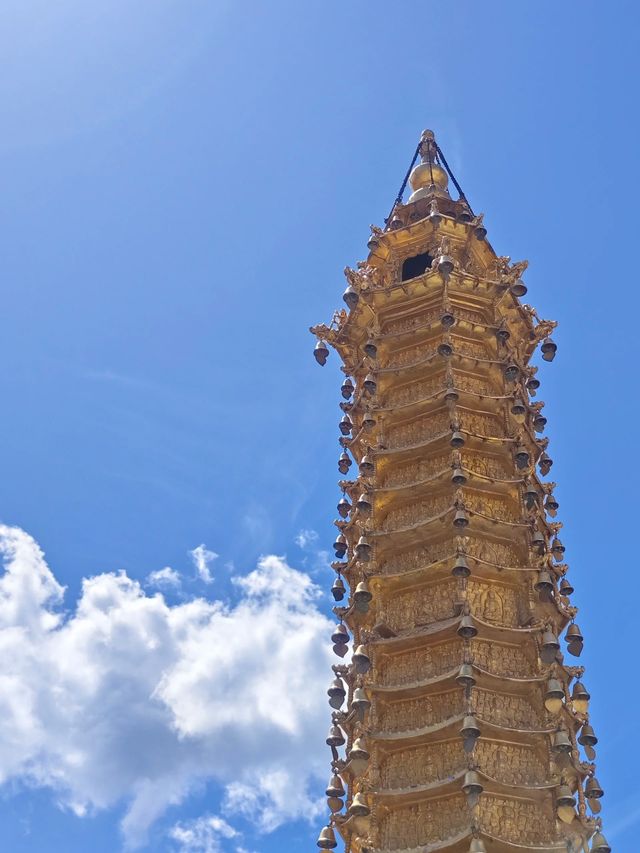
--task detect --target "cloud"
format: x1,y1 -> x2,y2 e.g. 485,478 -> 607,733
295,529 -> 318,550
0,525 -> 332,849
146,567 -> 181,589
188,544 -> 218,584
169,814 -> 238,853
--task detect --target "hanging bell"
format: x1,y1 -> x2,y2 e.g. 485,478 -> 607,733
552,729 -> 573,754
524,483 -> 539,509
511,397 -> 527,419
359,454 -> 375,476
362,410 -> 376,431
354,580 -> 373,612
317,825 -> 338,849
566,622 -> 584,645
343,285 -> 359,309
462,770 -> 483,806
451,466 -> 467,486
510,279 -> 528,297
356,492 -> 372,514
348,736 -> 370,762
551,537 -> 565,557
363,373 -> 377,394
348,792 -> 370,817
571,680 -> 590,713
533,412 -> 547,432
590,832 -> 611,853
469,840 -> 487,853
352,687 -> 371,716
545,494 -> 559,516
331,623 -> 349,646
326,724 -> 346,747
496,326 -> 510,345
367,233 -> 380,251
452,555 -> 471,578
389,214 -> 403,230
453,507 -> 469,529
333,533 -> 348,559
544,678 -> 565,713
441,309 -> 455,328
331,575 -> 346,602
458,614 -> 478,638
504,363 -> 519,382
456,663 -> 476,687
531,530 -> 546,554
541,628 -> 560,663
364,339 -> 378,359
352,645 -> 371,674
338,452 -> 352,475
326,773 -> 345,799
579,724 -> 598,748
474,218 -> 487,241
527,375 -> 541,395
327,677 -> 347,710
585,776 -> 604,799
341,377 -> 354,399
438,340 -> 453,358
339,414 -> 353,436
559,577 -> 574,597
437,254 -> 455,277
428,200 -> 442,227
314,339 -> 329,366
337,497 -> 352,519
355,535 -> 372,562
541,337 -> 558,362
514,445 -> 530,469
539,451 -> 553,475
444,386 -> 459,403
460,714 -> 481,752
535,570 -> 554,599
450,429 -> 465,448
556,784 -> 577,823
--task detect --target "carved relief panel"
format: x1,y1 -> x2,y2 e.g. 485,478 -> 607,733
380,795 -> 470,849
373,689 -> 463,734
474,740 -> 549,786
466,578 -> 530,628
382,579 -> 459,633
386,411 -> 450,449
381,494 -> 451,532
380,739 -> 466,789
479,795 -> 557,845
374,640 -> 463,688
383,374 -> 443,408
474,687 -> 546,730
379,538 -> 456,574
381,452 -> 450,488
469,639 -> 537,678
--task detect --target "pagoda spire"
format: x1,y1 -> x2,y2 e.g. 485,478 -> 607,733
311,130 -> 609,853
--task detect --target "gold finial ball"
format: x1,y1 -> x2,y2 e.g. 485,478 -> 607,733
408,161 -> 449,202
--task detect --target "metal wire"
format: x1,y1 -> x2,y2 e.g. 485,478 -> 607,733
384,139 -> 422,225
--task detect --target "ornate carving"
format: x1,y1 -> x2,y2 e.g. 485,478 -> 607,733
479,795 -> 557,845
454,373 -> 499,396
470,639 -> 537,678
475,740 -> 549,786
467,579 -> 529,628
379,538 -> 457,574
464,491 -> 519,523
386,412 -> 450,449
380,795 -> 470,849
474,687 -> 546,729
381,494 -> 451,532
465,538 -> 523,567
382,308 -> 441,336
461,453 -> 512,481
373,690 -> 464,733
380,740 -> 465,789
381,452 -> 450,488
455,338 -> 492,360
385,341 -> 437,369
382,580 -> 459,632
375,640 -> 463,687
460,411 -> 507,438
383,374 -> 443,407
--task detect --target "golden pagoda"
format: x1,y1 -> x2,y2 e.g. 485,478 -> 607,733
310,131 -> 609,853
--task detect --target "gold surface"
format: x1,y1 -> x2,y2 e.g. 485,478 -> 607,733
311,131 -> 603,853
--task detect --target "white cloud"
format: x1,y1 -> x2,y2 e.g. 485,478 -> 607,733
0,525 -> 332,850
295,529 -> 318,549
146,567 -> 181,589
188,544 -> 218,584
169,814 -> 237,853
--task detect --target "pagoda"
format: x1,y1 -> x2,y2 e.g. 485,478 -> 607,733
310,131 -> 609,853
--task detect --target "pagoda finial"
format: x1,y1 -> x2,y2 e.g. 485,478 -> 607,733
407,129 -> 450,203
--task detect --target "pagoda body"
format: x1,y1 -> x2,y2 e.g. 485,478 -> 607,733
311,132 -> 609,853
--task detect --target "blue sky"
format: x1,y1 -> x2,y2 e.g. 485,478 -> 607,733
0,1 -> 637,851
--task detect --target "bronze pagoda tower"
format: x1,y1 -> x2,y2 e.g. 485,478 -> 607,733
310,131 -> 609,853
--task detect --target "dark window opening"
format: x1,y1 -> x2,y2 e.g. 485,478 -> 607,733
401,252 -> 433,281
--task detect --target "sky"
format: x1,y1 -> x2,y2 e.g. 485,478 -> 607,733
0,1 -> 637,851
